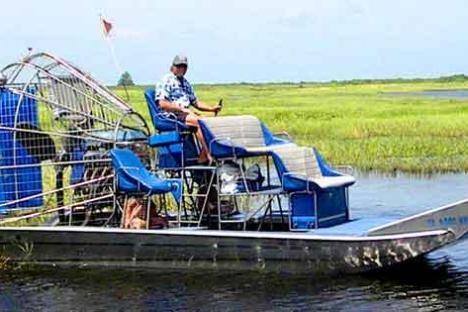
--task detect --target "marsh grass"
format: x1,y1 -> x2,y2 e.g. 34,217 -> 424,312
114,80 -> 468,173
0,252 -> 9,270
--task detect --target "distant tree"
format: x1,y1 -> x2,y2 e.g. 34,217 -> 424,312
117,71 -> 135,86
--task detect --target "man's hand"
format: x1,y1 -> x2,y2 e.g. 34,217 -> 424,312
213,99 -> 223,116
212,105 -> 222,113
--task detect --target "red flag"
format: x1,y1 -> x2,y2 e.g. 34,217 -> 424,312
102,18 -> 113,36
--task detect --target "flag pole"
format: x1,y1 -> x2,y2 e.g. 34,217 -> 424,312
100,14 -> 130,101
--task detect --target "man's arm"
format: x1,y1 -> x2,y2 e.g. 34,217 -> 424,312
159,99 -> 190,113
186,82 -> 221,113
193,100 -> 221,113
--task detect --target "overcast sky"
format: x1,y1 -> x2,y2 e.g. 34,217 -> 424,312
1,0 -> 468,84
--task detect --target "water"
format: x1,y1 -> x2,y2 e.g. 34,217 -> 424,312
0,172 -> 467,311
386,89 -> 468,99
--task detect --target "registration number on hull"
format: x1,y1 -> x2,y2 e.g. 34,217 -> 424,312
426,216 -> 468,227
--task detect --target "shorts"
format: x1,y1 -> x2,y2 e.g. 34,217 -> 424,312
174,111 -> 189,123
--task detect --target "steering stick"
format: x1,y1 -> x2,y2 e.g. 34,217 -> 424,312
215,99 -> 223,117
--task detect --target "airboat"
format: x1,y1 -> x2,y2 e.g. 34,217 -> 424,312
0,52 -> 466,274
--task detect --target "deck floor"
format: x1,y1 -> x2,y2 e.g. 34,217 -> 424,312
310,217 -> 397,236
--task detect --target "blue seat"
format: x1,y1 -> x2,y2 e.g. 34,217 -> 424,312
144,89 -> 190,132
272,146 -> 355,192
272,146 -> 355,230
144,89 -> 199,168
148,131 -> 182,148
111,148 -> 182,201
198,115 -> 292,159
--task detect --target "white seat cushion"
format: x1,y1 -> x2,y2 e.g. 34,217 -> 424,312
245,143 -> 296,154
307,175 -> 356,188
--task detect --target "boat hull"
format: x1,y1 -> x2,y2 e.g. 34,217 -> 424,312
0,226 -> 456,274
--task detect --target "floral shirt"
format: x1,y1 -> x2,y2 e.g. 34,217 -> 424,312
155,73 -> 197,109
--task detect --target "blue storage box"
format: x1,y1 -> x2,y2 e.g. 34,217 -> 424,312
316,187 -> 349,228
289,188 -> 349,230
290,193 -> 317,230
0,89 -> 43,211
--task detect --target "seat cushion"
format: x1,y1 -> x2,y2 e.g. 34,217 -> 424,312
273,146 -> 323,179
201,115 -> 265,149
307,175 -> 356,189
273,146 -> 356,191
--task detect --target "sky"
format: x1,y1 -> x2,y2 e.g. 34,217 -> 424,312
1,0 -> 468,84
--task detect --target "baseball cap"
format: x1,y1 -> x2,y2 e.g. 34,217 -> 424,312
172,55 -> 188,66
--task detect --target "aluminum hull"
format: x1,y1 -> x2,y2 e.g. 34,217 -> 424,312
1,199 -> 466,274
0,226 -> 456,274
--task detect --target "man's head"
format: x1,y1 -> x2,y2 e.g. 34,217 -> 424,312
171,55 -> 188,78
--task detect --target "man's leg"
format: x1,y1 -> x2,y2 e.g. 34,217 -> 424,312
185,114 -> 211,163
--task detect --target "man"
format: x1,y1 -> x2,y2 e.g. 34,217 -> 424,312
155,55 -> 221,163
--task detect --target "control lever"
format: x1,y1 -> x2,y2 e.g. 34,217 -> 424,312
215,99 -> 223,117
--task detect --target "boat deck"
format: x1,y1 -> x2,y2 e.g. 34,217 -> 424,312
311,217 -> 397,236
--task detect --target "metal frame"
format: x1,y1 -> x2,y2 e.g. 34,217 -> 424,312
0,51 -> 354,235
0,52 -> 149,226
204,143 -> 287,230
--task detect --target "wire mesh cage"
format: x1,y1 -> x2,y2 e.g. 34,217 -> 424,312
0,52 -> 150,226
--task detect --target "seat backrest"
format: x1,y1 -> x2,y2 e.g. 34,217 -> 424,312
201,115 -> 265,148
144,89 -> 161,130
144,88 -> 190,132
111,148 -> 181,197
111,147 -> 158,190
111,148 -> 145,172
273,146 -> 322,179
